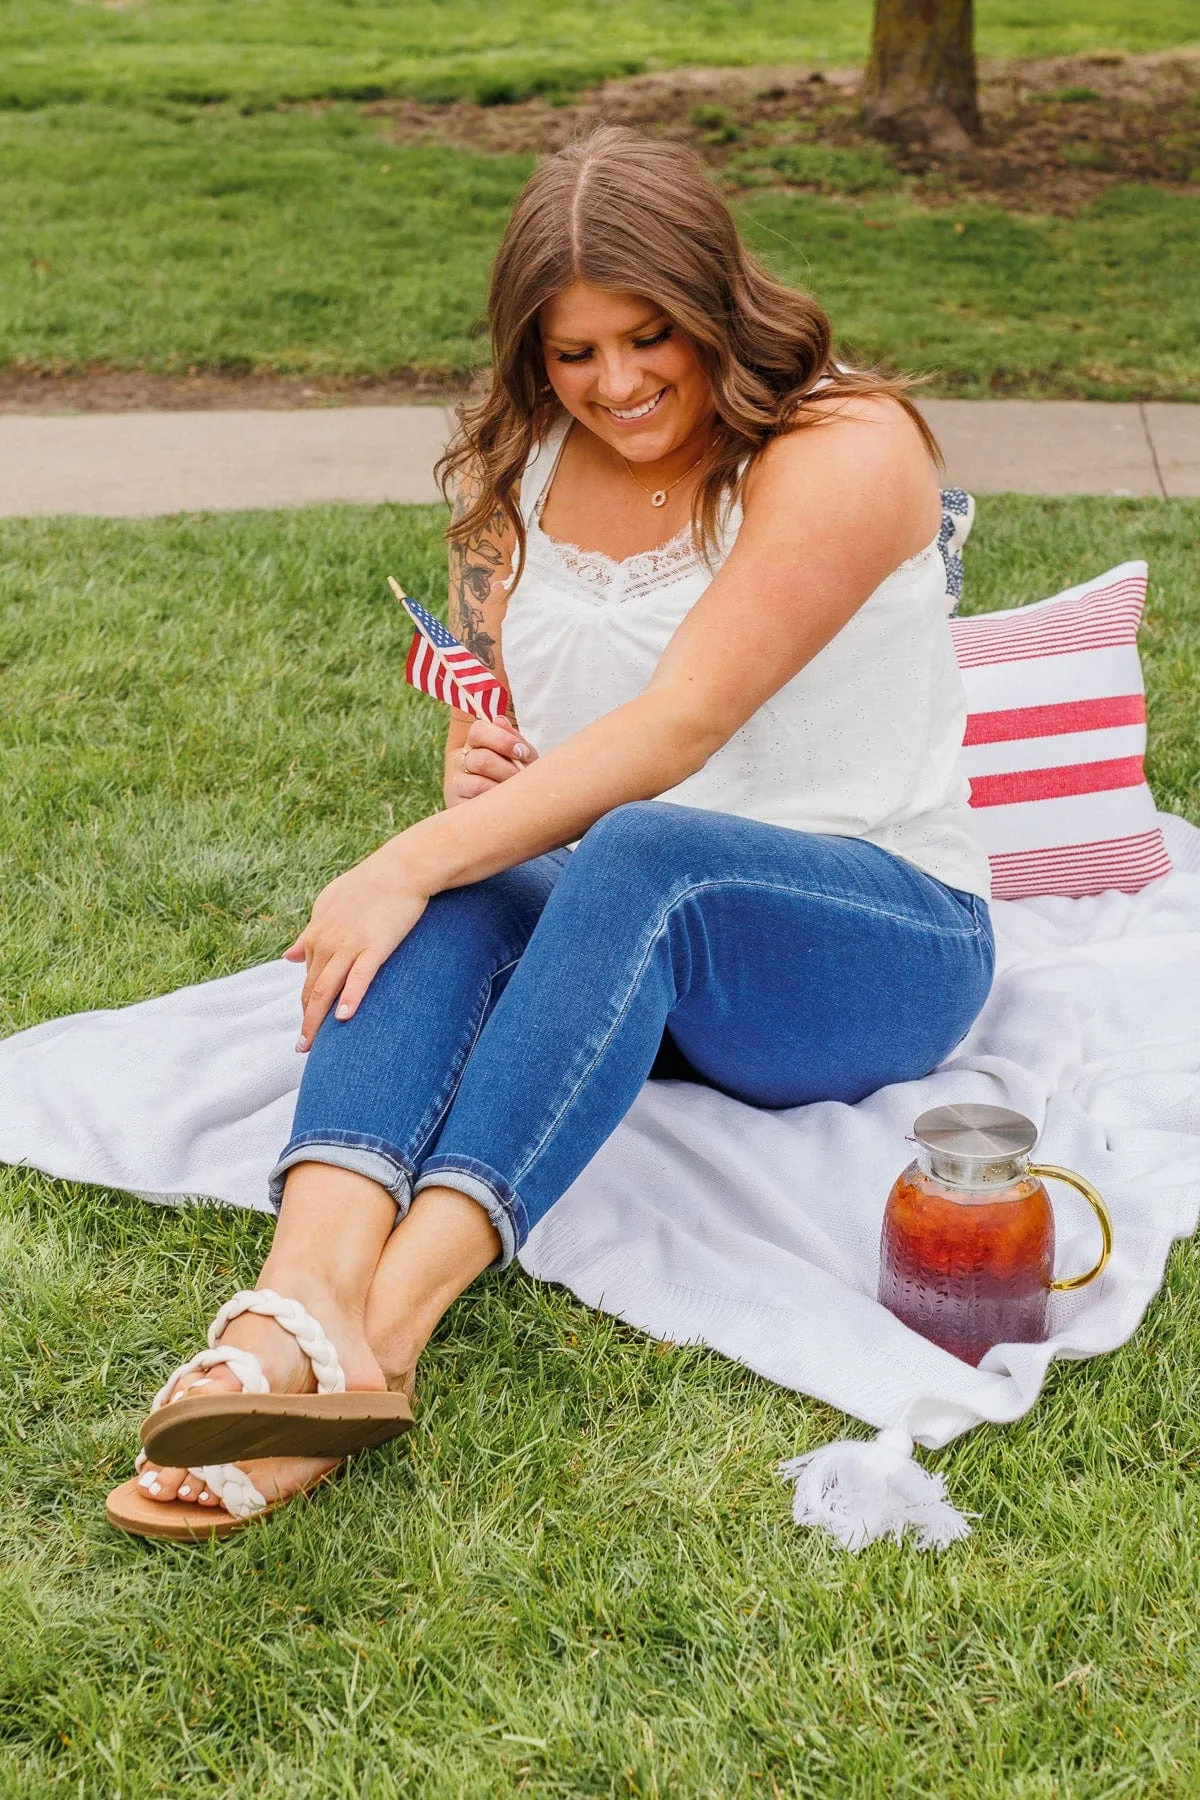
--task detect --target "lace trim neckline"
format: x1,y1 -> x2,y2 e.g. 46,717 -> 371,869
528,510 -> 699,580
526,511 -> 939,598
525,413 -> 710,598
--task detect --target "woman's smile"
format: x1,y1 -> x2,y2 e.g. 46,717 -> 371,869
600,386 -> 668,425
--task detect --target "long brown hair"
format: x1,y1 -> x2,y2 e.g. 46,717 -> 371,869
438,124 -> 938,583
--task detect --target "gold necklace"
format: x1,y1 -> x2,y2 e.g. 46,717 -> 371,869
619,442 -> 710,509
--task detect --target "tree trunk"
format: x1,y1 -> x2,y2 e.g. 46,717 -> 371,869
862,0 -> 980,156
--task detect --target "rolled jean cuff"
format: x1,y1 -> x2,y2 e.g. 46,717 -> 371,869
411,1155 -> 528,1268
267,1131 -> 414,1217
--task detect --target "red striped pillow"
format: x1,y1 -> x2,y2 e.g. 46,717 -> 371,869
951,561 -> 1172,900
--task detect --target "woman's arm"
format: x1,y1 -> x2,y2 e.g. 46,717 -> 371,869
291,399 -> 942,1043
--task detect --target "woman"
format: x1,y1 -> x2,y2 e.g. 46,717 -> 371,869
109,125 -> 994,1539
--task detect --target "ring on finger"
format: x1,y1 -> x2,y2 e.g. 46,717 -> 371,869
459,746 -> 472,773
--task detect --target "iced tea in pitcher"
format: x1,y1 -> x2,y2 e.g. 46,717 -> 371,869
878,1104 -> 1112,1367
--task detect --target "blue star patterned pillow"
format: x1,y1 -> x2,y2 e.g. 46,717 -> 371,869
939,488 -> 974,615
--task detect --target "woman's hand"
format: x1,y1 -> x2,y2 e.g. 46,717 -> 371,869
286,721 -> 537,1047
447,717 -> 537,805
283,847 -> 430,1050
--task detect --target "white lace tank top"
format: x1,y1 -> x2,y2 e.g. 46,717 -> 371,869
500,416 -> 991,900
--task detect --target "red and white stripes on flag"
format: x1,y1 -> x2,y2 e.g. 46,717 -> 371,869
952,562 -> 1172,899
390,578 -> 511,725
403,632 -> 511,724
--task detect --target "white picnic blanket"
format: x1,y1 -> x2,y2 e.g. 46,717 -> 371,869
3,811 -> 1199,1548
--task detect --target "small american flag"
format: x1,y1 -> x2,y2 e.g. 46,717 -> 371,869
389,578 -> 510,724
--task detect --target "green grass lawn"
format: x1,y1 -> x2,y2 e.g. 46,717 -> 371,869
5,103 -> 1199,397
2,497 -> 1198,1795
2,0 -> 1196,110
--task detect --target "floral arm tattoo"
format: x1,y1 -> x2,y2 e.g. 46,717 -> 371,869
447,489 -> 509,670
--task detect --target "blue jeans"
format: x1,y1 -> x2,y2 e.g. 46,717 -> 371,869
270,802 -> 994,1265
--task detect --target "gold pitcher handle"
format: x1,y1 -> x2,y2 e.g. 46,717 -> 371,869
1031,1164 -> 1113,1292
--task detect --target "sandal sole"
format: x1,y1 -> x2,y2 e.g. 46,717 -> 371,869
105,1473 -> 328,1541
139,1388 -> 416,1467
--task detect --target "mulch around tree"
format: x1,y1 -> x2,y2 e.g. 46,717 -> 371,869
371,49 -> 1200,216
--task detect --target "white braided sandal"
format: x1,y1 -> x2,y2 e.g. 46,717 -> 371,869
105,1289 -> 414,1542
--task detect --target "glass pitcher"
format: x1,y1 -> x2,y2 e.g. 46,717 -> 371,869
878,1103 -> 1113,1367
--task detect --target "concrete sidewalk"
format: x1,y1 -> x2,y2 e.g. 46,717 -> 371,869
2,399 -> 1197,518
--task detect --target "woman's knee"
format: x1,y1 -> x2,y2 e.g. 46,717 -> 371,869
359,857 -> 561,1009
543,805 -> 725,965
568,801 -> 695,896
427,856 -> 560,941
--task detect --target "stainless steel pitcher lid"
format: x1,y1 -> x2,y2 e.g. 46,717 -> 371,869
912,1103 -> 1038,1187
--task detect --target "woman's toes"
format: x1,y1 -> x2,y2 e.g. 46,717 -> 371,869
171,1364 -> 242,1407
137,1463 -> 225,1508
139,1463 -> 187,1503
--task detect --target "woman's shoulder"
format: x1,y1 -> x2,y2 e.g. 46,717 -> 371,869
742,393 -> 938,518
735,391 -> 943,575
760,390 -> 931,470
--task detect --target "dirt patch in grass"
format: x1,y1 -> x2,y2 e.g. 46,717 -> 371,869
0,365 -> 471,414
370,50 -> 1200,216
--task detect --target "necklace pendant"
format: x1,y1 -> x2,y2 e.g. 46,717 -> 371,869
650,489 -> 668,507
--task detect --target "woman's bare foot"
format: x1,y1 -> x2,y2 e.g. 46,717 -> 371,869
137,1282 -> 387,1513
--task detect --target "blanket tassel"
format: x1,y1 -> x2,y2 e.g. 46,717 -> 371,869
778,1428 -> 973,1552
